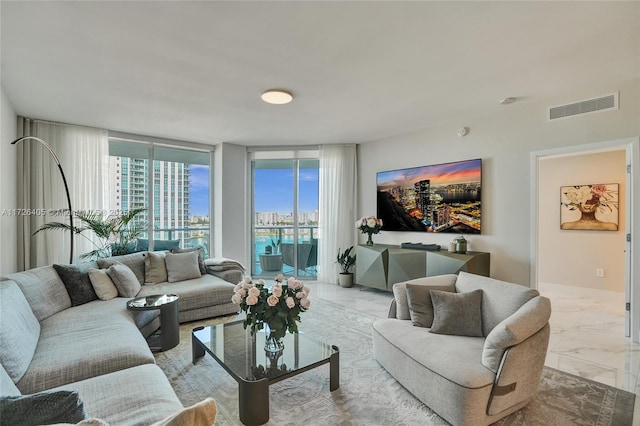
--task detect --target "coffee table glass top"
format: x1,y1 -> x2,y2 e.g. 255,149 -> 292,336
127,294 -> 178,309
193,320 -> 337,383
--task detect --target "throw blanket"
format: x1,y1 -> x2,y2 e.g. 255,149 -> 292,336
204,257 -> 245,272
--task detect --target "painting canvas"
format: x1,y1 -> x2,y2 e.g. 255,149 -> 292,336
560,183 -> 619,231
376,159 -> 481,234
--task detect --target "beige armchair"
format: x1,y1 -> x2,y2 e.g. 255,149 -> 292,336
372,272 -> 551,426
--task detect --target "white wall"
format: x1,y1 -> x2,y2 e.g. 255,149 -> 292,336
357,78 -> 640,285
539,150 -> 626,292
0,85 -> 18,275
213,142 -> 248,265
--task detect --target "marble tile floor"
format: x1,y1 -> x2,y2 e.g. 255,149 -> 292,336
309,280 -> 640,422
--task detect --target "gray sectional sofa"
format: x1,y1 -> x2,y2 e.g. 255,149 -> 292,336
372,272 -> 551,426
0,251 -> 239,424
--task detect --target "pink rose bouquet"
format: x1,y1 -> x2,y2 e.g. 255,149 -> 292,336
231,274 -> 310,339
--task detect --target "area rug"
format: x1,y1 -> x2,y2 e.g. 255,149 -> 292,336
155,299 -> 635,426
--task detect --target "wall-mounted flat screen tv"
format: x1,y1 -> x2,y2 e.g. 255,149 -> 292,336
377,158 -> 482,234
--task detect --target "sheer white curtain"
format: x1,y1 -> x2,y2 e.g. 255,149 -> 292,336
317,144 -> 357,284
17,118 -> 109,269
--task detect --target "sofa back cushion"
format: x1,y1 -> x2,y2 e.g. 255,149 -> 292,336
0,280 -> 40,383
97,252 -> 146,286
455,272 -> 539,336
4,266 -> 71,321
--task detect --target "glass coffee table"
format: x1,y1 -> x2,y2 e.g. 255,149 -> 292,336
192,320 -> 339,426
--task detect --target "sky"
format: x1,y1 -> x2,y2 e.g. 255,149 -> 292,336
377,158 -> 482,191
189,164 -> 209,216
187,165 -> 319,217
254,168 -> 319,213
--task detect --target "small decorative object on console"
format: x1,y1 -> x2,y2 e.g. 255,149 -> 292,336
357,216 -> 383,246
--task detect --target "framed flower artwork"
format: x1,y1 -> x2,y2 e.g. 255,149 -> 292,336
560,183 -> 619,231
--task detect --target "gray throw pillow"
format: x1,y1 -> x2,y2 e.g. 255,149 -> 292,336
170,247 -> 206,275
165,251 -> 202,283
405,283 -> 456,328
53,264 -> 98,306
97,252 -> 146,286
0,390 -> 87,426
144,251 -> 168,284
106,264 -> 141,297
430,289 -> 483,337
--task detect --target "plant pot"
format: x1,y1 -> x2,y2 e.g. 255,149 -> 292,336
338,273 -> 354,288
259,254 -> 283,272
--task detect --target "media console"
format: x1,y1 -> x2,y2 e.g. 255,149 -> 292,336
354,244 -> 490,291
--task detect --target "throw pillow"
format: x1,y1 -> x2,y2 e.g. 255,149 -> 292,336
88,268 -> 118,300
0,390 -> 87,426
144,251 -> 168,284
165,251 -> 201,283
150,397 -> 217,426
53,264 -> 98,306
430,289 -> 483,337
97,252 -> 146,286
405,283 -> 455,328
106,264 -> 141,297
170,247 -> 206,275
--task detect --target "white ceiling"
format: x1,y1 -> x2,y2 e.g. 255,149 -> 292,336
1,1 -> 639,146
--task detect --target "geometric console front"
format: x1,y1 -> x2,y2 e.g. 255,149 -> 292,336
355,244 -> 490,291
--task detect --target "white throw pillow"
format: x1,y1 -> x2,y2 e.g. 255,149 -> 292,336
88,268 -> 118,300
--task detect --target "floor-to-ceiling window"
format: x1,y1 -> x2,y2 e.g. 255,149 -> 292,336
109,135 -> 212,256
251,150 -> 319,279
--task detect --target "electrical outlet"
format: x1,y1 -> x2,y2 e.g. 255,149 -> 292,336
596,268 -> 604,278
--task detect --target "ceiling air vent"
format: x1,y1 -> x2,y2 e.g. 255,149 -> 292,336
548,92 -> 618,121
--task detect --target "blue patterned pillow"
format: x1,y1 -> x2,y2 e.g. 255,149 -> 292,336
0,390 -> 87,426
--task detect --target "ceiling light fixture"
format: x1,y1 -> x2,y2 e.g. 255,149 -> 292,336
500,97 -> 517,105
261,89 -> 293,105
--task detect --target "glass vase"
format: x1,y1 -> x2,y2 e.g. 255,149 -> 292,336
366,233 -> 374,246
264,329 -> 284,356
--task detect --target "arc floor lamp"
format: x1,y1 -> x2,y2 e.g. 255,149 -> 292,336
12,136 -> 74,264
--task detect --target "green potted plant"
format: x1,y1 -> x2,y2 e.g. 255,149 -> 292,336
336,246 -> 356,288
34,208 -> 146,259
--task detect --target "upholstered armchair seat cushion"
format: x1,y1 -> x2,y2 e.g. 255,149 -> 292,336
372,319 -> 493,389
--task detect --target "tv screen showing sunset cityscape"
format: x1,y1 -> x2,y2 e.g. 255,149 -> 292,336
376,158 -> 482,234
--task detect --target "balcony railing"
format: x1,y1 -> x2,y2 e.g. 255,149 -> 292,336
254,225 -> 318,278
140,226 -> 210,258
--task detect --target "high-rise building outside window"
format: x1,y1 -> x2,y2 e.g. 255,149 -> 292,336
108,136 -> 212,256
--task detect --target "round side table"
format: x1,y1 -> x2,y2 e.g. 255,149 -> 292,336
127,294 -> 179,351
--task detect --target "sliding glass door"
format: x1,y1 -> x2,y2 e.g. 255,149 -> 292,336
252,157 -> 319,279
